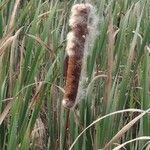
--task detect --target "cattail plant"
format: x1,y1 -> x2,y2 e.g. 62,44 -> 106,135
62,3 -> 98,109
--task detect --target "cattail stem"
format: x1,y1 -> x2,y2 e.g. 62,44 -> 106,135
63,109 -> 70,150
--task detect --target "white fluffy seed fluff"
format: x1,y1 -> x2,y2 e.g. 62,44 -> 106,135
66,32 -> 76,56
69,3 -> 93,27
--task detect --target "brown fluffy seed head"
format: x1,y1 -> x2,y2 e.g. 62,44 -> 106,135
62,3 -> 97,109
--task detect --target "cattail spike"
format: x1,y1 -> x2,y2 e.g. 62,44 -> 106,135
62,3 -> 98,109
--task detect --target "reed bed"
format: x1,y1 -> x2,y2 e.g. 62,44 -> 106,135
0,0 -> 149,149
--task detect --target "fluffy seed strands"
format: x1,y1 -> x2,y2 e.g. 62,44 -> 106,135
62,3 -> 98,109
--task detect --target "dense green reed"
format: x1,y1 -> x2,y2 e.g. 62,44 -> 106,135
0,0 -> 149,149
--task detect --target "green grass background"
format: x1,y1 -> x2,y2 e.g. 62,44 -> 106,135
0,0 -> 150,149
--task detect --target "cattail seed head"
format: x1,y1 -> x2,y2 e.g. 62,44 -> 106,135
62,3 -> 98,109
